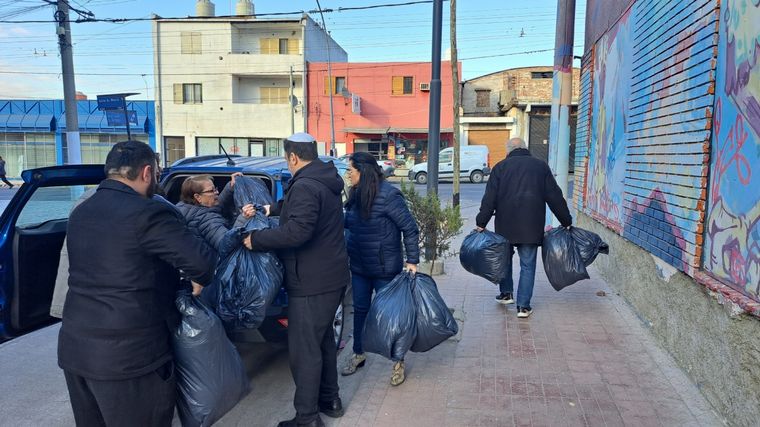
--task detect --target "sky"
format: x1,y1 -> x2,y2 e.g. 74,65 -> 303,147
0,0 -> 586,100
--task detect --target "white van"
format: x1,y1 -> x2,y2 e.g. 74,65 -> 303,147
408,145 -> 491,184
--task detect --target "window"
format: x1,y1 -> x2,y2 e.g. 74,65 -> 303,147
196,137 -> 250,156
392,76 -> 414,95
335,77 -> 346,94
164,136 -> 186,165
174,83 -> 202,104
181,32 -> 202,54
476,90 -> 491,108
531,71 -> 553,79
16,185 -> 98,228
260,38 -> 298,55
260,87 -> 289,104
323,76 -> 346,95
80,133 -> 147,164
440,152 -> 453,163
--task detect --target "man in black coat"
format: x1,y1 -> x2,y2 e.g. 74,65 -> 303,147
59,140 -> 215,426
476,138 -> 572,318
244,133 -> 350,427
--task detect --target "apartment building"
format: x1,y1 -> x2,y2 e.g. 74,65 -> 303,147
152,4 -> 346,164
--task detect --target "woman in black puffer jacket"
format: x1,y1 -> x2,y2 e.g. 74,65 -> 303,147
175,173 -> 254,258
342,152 -> 419,386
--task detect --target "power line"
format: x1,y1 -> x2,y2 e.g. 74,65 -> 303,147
0,46 -> 576,77
0,0 -> 447,24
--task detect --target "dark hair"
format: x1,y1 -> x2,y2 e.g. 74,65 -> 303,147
284,139 -> 318,161
180,174 -> 213,205
104,140 -> 156,180
348,152 -> 384,220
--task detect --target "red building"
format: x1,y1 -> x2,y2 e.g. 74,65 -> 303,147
307,61 -> 458,169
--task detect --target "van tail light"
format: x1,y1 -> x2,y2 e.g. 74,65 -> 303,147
278,318 -> 289,328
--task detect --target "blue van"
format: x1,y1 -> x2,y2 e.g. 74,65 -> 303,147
0,155 -> 350,345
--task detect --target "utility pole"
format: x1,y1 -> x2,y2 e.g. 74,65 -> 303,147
55,0 -> 81,164
315,1 -> 336,156
290,65 -> 295,135
450,0 -> 460,207
427,0 -> 443,197
547,0 -> 576,226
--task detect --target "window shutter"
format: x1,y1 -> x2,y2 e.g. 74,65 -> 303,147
260,38 -> 272,54
392,76 -> 403,95
173,84 -> 183,104
288,38 -> 299,55
191,32 -> 202,54
181,32 -> 191,54
324,76 -> 331,95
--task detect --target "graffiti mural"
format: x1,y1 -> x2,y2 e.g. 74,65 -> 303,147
704,0 -> 760,298
586,9 -> 632,229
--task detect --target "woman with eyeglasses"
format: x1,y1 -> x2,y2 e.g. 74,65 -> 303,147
342,152 -> 419,386
176,173 -> 254,257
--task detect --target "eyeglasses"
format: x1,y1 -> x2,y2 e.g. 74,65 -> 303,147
199,188 -> 219,195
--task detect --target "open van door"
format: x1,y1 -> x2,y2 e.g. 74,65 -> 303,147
0,165 -> 104,339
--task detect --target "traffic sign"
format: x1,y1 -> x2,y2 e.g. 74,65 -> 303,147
97,95 -> 125,110
106,110 -> 138,127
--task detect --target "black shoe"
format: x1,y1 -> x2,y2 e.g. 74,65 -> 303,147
517,306 -> 533,318
318,397 -> 344,418
277,416 -> 325,427
495,292 -> 514,305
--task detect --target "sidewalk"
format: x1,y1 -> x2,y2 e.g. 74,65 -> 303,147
332,215 -> 721,426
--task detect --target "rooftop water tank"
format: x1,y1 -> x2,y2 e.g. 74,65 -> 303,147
196,0 -> 215,17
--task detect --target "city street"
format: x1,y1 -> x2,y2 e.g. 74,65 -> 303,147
0,182 -> 721,426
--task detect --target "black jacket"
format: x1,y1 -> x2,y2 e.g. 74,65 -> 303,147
176,183 -> 238,256
59,179 -> 215,380
476,148 -> 572,244
250,161 -> 350,297
345,181 -> 419,278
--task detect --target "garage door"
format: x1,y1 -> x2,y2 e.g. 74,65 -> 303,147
529,115 -> 550,163
467,129 -> 510,167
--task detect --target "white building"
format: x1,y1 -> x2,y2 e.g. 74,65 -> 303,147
152,4 -> 347,164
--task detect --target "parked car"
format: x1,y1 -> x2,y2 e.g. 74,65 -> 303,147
408,146 -> 491,184
338,154 -> 395,177
0,155 -> 350,346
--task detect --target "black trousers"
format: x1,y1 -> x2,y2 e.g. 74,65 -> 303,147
1,175 -> 12,187
63,361 -> 176,427
287,288 -> 344,424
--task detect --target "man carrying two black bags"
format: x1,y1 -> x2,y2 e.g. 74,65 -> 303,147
244,133 -> 350,427
476,137 -> 572,318
59,140 -> 215,426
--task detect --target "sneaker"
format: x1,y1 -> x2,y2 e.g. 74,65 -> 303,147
390,361 -> 405,386
495,292 -> 514,305
341,353 -> 366,376
517,306 -> 533,318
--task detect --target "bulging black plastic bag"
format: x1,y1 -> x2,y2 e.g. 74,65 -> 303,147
210,211 -> 283,330
233,176 -> 274,208
363,272 -> 417,361
459,230 -> 509,284
410,274 -> 458,353
542,227 -> 609,291
173,291 -> 249,427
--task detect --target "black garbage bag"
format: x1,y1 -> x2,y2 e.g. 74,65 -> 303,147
410,274 -> 458,353
363,272 -> 417,361
233,176 -> 274,208
210,211 -> 283,330
459,230 -> 509,284
542,227 -> 609,291
173,291 -> 249,427
570,227 -> 609,265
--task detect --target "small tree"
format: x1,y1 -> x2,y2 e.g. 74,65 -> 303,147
401,181 -> 463,272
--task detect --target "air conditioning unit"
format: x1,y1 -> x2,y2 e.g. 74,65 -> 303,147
419,83 -> 430,91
